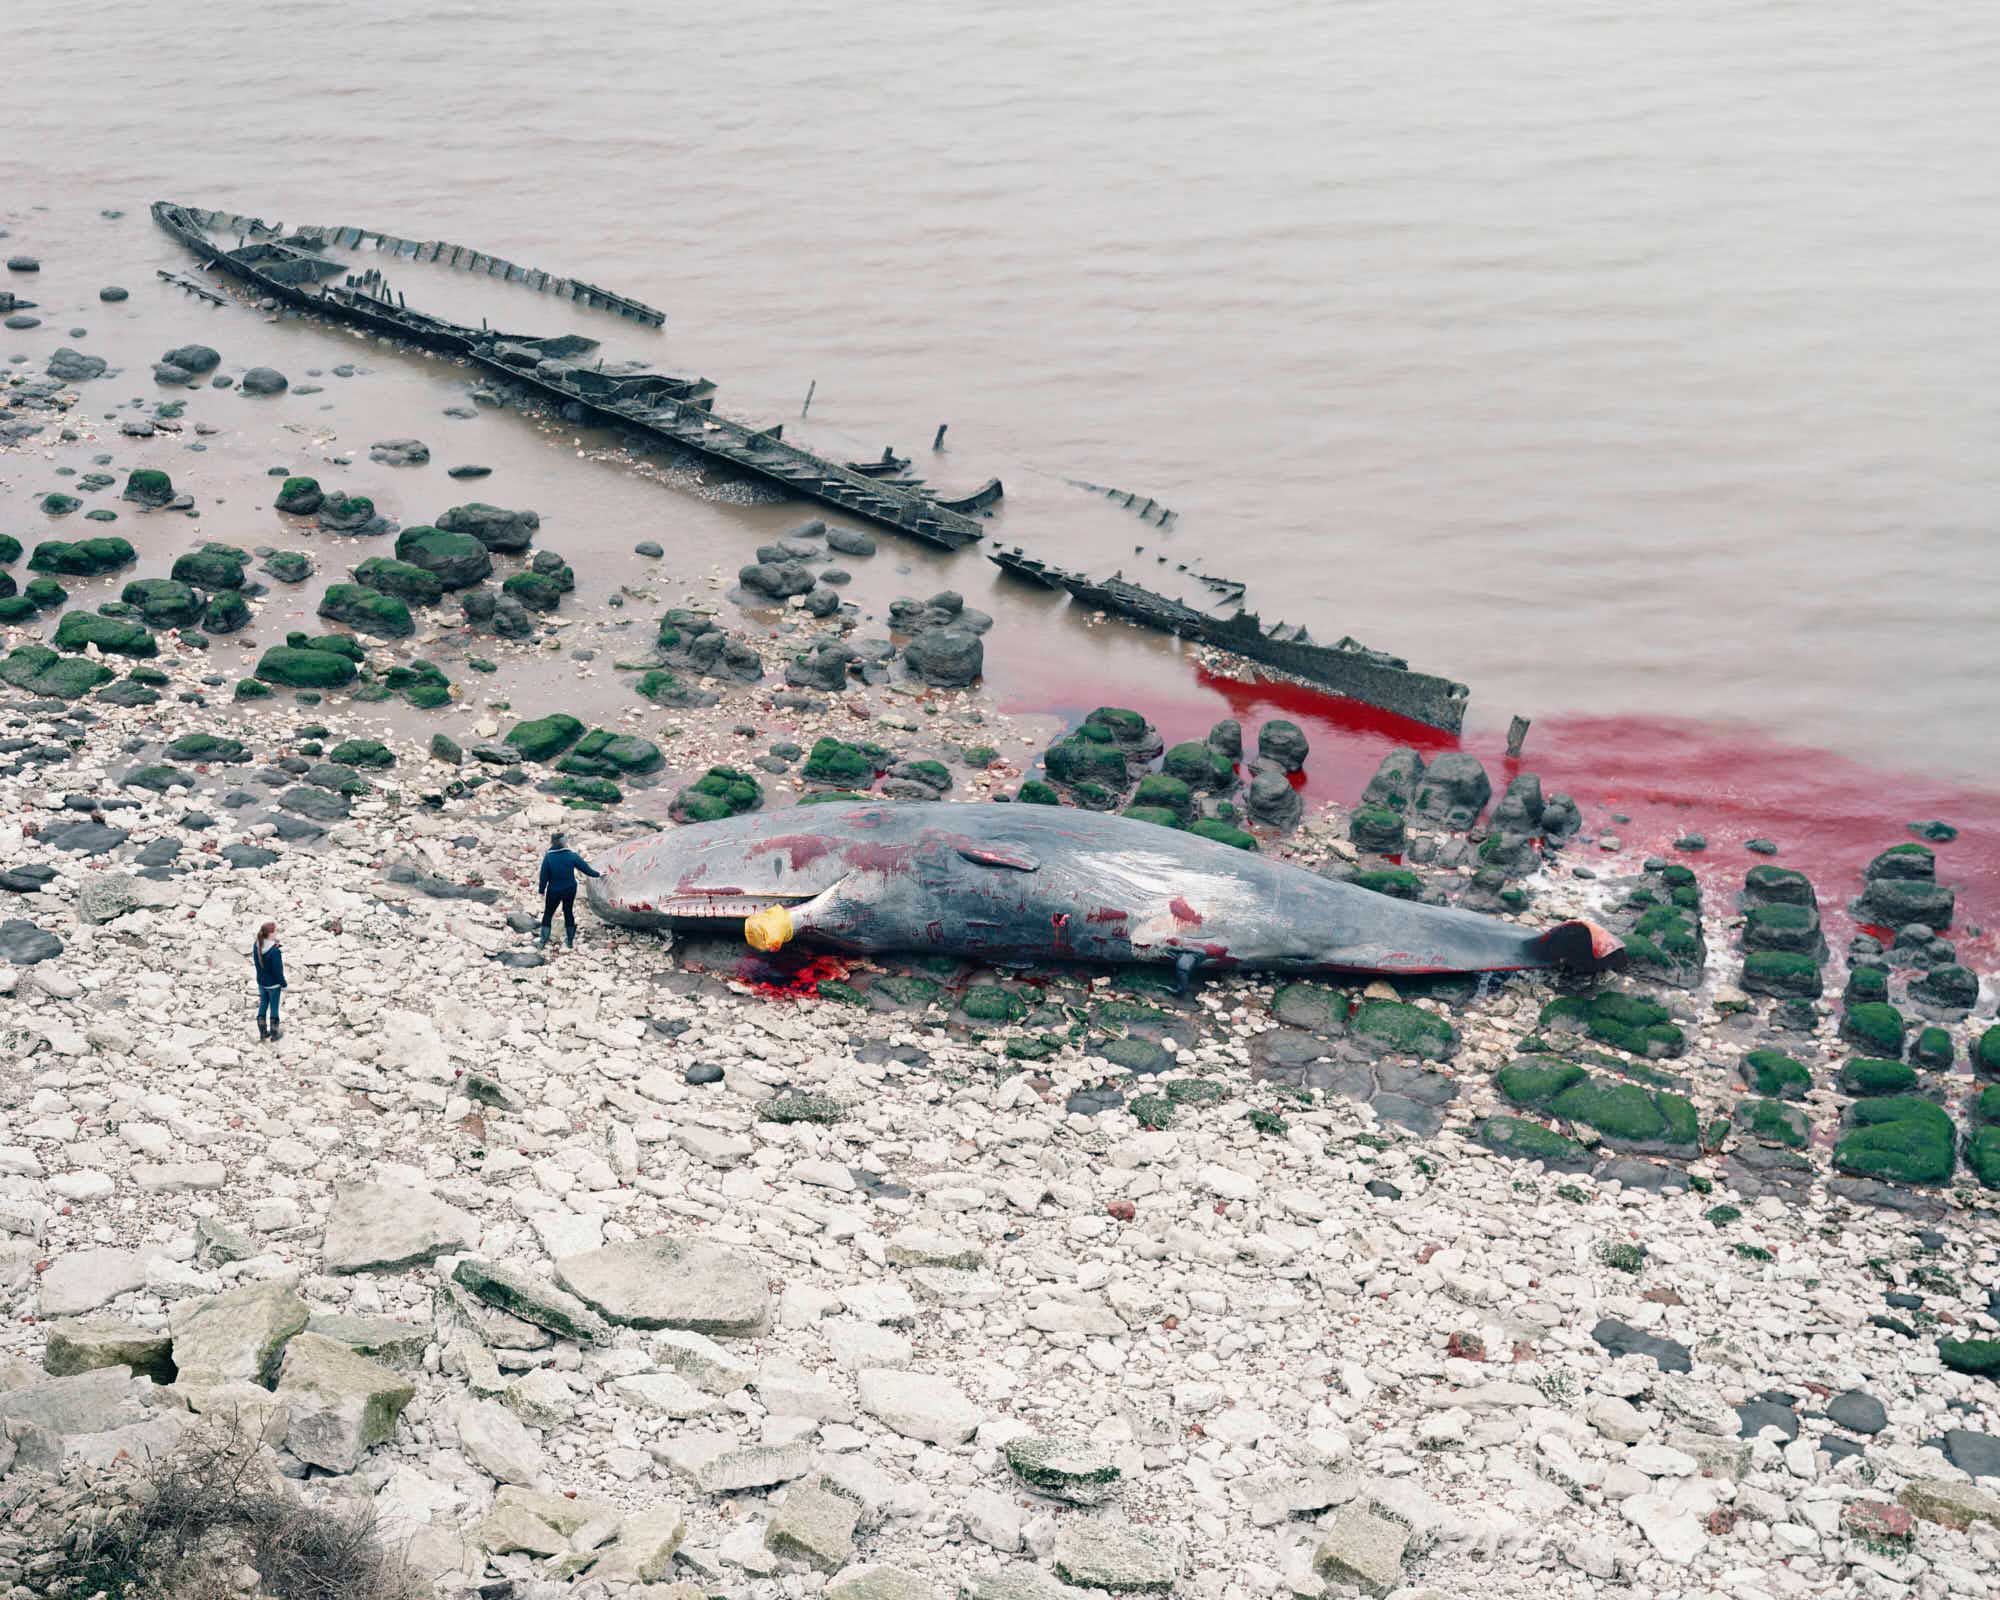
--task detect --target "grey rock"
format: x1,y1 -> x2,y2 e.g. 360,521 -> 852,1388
162,344 -> 221,374
437,502 -> 539,553
168,1280 -> 310,1389
452,1257 -> 608,1343
1314,1504 -> 1410,1595
764,1478 -> 858,1572
556,1237 -> 771,1336
1052,1518 -> 1181,1591
1827,1390 -> 1888,1435
1256,718 -> 1309,772
240,367 -> 288,395
47,349 -> 108,383
1411,751 -> 1491,828
323,1182 -> 479,1273
1591,1317 -> 1692,1373
275,1332 -> 415,1472
904,626 -> 983,687
0,919 -> 62,964
41,1318 -> 175,1382
38,1249 -> 148,1317
856,1367 -> 981,1443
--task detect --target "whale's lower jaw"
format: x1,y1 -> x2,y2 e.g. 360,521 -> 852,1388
584,888 -> 815,931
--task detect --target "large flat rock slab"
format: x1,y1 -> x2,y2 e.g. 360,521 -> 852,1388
554,1237 -> 771,1336
323,1181 -> 479,1273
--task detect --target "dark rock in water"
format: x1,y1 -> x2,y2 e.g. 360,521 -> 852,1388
240,367 -> 288,395
1411,752 -> 1490,829
685,1063 -> 724,1086
801,587 -> 841,619
1674,833 -> 1708,852
1736,1396 -> 1800,1441
152,362 -> 196,387
164,344 -> 221,374
826,527 -> 876,557
1362,747 -> 1424,811
1745,837 -> 1779,855
121,579 -> 202,628
1066,1084 -> 1126,1116
275,476 -> 324,515
100,286 -> 129,301
1912,963 -> 1978,1013
491,596 -> 534,639
738,559 -> 814,600
317,493 -> 383,534
211,375 -> 234,389
397,525 -> 492,588
904,626 -> 983,688
458,588 -> 496,624
222,844 -> 280,869
0,919 -> 62,964
1247,763 -> 1302,830
135,838 -> 182,869
3,314 -> 38,330
1853,875 -> 1955,933
1491,774 -> 1544,833
437,502 -> 537,553
5,257 -> 39,272
1206,719 -> 1242,759
1540,792 -> 1583,840
1348,805 -> 1405,854
318,582 -> 413,639
446,464 -> 492,479
47,349 -> 107,382
369,437 -> 429,466
787,639 -> 856,693
261,551 -> 313,584
1909,819 -> 1958,843
1826,1390 -> 1887,1435
1256,719 -> 1309,774
634,541 -> 663,557
1591,1318 -> 1692,1373
171,543 -> 247,590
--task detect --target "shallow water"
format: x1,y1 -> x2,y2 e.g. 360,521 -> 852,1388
4,0 -> 1999,935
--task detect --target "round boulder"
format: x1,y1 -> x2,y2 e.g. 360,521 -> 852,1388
904,626 -> 983,688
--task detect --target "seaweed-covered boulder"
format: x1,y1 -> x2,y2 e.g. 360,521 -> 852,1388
395,525 -> 491,588
1081,707 -> 1161,760
1840,1058 -> 1917,1098
1350,1001 -> 1456,1061
634,668 -> 714,707
163,343 -> 222,375
120,578 -> 202,629
803,738 -> 879,786
29,537 -> 135,576
1045,735 -> 1130,790
1164,741 -> 1235,793
1411,753 -> 1491,829
557,730 -> 664,778
21,577 -> 65,611
501,571 -> 563,612
170,543 -> 248,590
1491,774 -> 1545,833
0,534 -> 19,565
318,583 -> 413,639
318,494 -> 382,534
355,557 -> 445,607
505,713 -> 585,763
121,468 -> 175,508
1348,805 -> 1405,853
167,732 -> 251,764
1362,748 -> 1425,812
436,503 -> 538,553
0,644 -> 114,699
903,626 -> 982,688
275,476 -> 324,515
255,646 -> 359,689
330,739 -> 395,770
1743,901 -> 1823,956
1130,773 -> 1194,821
1833,1096 -> 1954,1186
1742,864 -> 1816,909
1539,991 -> 1685,1058
1740,1048 -> 1811,1100
675,627 -> 766,683
1741,950 -> 1823,1000
203,590 -> 251,634
40,493 -> 81,516
1840,1002 -> 1906,1057
672,767 -> 764,823
1852,844 -> 1954,931
52,610 -> 157,659
1188,818 -> 1257,851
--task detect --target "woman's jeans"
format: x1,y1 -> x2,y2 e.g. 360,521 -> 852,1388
258,987 -> 282,1029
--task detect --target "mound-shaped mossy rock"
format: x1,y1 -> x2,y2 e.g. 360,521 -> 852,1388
1539,991 -> 1685,1059
1350,1000 -> 1456,1060
203,590 -> 251,634
1348,804 -> 1406,854
0,596 -> 31,624
1122,805 -> 1184,830
803,738 -> 878,786
1743,901 -> 1822,955
1163,741 -> 1235,793
671,767 -> 763,823
1741,1048 -> 1811,1100
1738,1095 -> 1808,1148
1840,1001 -> 1906,1056
1840,1058 -> 1916,1098
0,535 -> 20,565
1742,864 -> 1816,909
1475,1115 -> 1594,1171
1846,965 -> 1890,1005
1939,1339 -> 2000,1377
40,492 -> 82,516
254,646 -> 359,689
383,661 -> 452,709
393,525 -> 492,588
557,730 -> 664,778
1970,1122 -> 2000,1190
52,610 -> 157,658
29,536 -> 135,576
1045,734 -> 1131,790
0,645 -> 114,699
1833,1095 -> 1953,1186
1977,1027 -> 2000,1080
121,468 -> 175,507
21,576 -> 65,611
262,551 -> 312,584
1551,1074 -> 1698,1153
1017,780 -> 1062,806
166,732 -> 250,763
436,503 -> 538,553
1188,818 -> 1257,850
275,476 -> 324,514
961,986 -> 1028,1024
1130,772 -> 1194,820
502,571 -> 563,612
1350,868 -> 1420,900
318,583 -> 413,639
121,578 -> 202,628
170,543 -> 248,590
329,739 -> 395,770
355,557 -> 444,606
317,493 -> 379,534
1910,1025 -> 1955,1072
505,713 -> 585,763
1741,950 -> 1823,999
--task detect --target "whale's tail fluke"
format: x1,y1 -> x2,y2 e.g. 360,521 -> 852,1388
1532,918 -> 1626,975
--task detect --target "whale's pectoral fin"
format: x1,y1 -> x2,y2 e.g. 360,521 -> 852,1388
1532,918 -> 1626,975
955,846 -> 1039,873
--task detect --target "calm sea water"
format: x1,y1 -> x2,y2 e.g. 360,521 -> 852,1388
4,1 -> 1998,794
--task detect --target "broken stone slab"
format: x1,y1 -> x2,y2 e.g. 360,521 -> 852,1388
1229,1463 -> 1356,1527
36,1247 -> 151,1318
41,1318 -> 175,1382
1003,1434 -> 1121,1504
959,1569 -> 1073,1600
274,1331 -> 415,1473
452,1256 -> 608,1343
555,1236 -> 771,1336
658,1432 -> 813,1493
1051,1517 -> 1181,1592
455,1396 -> 544,1485
884,1226 -> 985,1270
304,1312 -> 429,1371
652,1328 -> 757,1392
493,1484 -> 621,1537
826,1566 -> 931,1600
437,1280 -> 553,1351
610,1372 -> 720,1419
0,1367 -> 154,1437
168,1280 -> 310,1389
587,1502 -> 689,1584
1898,1477 -> 2000,1531
323,1181 -> 479,1273
857,1367 -> 982,1444
477,1502 -> 569,1557
1313,1503 -> 1410,1596
765,1478 -> 859,1573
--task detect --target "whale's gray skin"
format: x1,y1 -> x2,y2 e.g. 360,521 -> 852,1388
586,801 -> 1624,979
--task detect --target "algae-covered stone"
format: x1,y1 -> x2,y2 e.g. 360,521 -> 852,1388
1122,805 -> 1184,830
121,578 -> 202,628
437,502 -> 539,552
29,536 -> 136,575
1540,991 -> 1685,1058
255,646 -> 358,689
121,468 -> 175,507
1017,780 -> 1062,806
319,582 -> 413,638
505,712 -> 584,762
1741,1048 -> 1810,1100
317,492 -> 379,533
1188,818 -> 1257,850
275,475 -> 324,514
1164,740 -> 1235,792
276,1332 -> 415,1472
170,542 -> 247,590
1743,901 -> 1821,954
1833,1096 -> 1953,1185
1841,1001 -> 1906,1056
1350,1000 -> 1455,1060
672,766 -> 762,822
1741,950 -> 1823,999
452,1257 -> 609,1344
1349,804 -> 1406,853
1045,734 -> 1130,789
502,570 -> 563,611
1738,1096 -> 1808,1149
0,645 -> 113,699
1350,868 -> 1420,900
52,610 -> 157,658
355,556 -> 444,606
1051,1518 -> 1179,1593
1742,864 -> 1816,907
1551,1077 -> 1698,1152
203,590 -> 251,633
1910,1025 -> 1955,1071
1005,1435 -> 1122,1504
1938,1340 -> 2000,1379
962,986 -> 1028,1024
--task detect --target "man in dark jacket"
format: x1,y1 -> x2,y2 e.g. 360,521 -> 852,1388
538,832 -> 601,949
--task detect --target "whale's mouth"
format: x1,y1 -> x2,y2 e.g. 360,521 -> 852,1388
591,886 -> 819,921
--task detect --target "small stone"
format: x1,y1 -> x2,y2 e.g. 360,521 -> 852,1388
1053,1518 -> 1181,1593
857,1367 -> 982,1443
1313,1504 -> 1409,1596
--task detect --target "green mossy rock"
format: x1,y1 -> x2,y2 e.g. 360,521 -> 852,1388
40,493 -> 81,516
1741,950 -> 1823,999
1743,901 -> 1820,953
166,732 -> 249,763
288,631 -> 366,663
1540,991 -> 1685,1058
1348,804 -> 1406,853
1910,1026 -> 1954,1072
0,596 -> 32,624
1083,706 -> 1151,744
1845,966 -> 1889,1005
804,738 -> 876,785
1045,735 -> 1130,789
1129,773 -> 1193,819
1163,741 -> 1235,792
1741,1096 -> 1808,1148
552,775 -> 622,805
234,677 -> 274,699
1017,780 -> 1062,806
1187,818 -> 1257,850
329,739 -> 395,770
1549,1077 -> 1698,1150
1496,1058 -> 1587,1107
1741,1048 -> 1810,1100
961,986 -> 1028,1024
0,535 -> 19,565
120,578 -> 202,628
797,789 -> 875,806
1476,1115 -> 1593,1171
263,550 -> 313,584
318,583 -> 413,639
254,646 -> 358,689
355,557 -> 444,606
1350,868 -> 1420,900
52,610 -> 157,658
1742,864 -> 1815,907
1350,1000 -> 1456,1060
29,536 -> 135,576
1833,1096 -> 1953,1186
558,729 -> 663,776
23,577 -> 67,612
203,591 -> 250,634
634,669 -> 696,705
1969,1128 -> 2000,1190
170,543 -> 247,590
122,468 -> 175,506
502,571 -> 563,612
1841,1001 -> 1906,1056
1977,1027 -> 2000,1079
1939,1339 -> 2000,1377
275,476 -> 324,514
505,713 -> 585,763
1840,1058 -> 1917,1098
1122,805 -> 1184,830
671,766 -> 763,822
394,525 -> 493,588
0,645 -> 114,699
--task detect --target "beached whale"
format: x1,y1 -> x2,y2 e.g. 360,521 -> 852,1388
585,801 -> 1623,980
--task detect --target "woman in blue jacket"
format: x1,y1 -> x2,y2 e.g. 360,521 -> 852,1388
252,920 -> 287,1041
538,832 -> 601,949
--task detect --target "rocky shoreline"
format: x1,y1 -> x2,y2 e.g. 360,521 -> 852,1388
3,233 -> 1999,1600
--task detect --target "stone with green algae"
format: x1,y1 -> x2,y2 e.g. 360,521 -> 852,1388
1350,1000 -> 1455,1060
1833,1096 -> 1953,1185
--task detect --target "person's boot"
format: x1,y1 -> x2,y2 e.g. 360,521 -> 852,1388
537,927 -> 549,948
565,932 -> 575,950
257,1018 -> 268,1042
270,1023 -> 283,1042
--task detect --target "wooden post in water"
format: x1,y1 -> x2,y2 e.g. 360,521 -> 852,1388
801,380 -> 816,418
933,423 -> 948,451
1506,716 -> 1531,758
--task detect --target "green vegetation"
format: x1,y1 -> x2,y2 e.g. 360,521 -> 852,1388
169,543 -> 247,590
0,644 -> 112,698
1044,734 -> 1129,788
1351,868 -> 1421,900
29,536 -> 135,575
1743,901 -> 1819,952
1598,1240 -> 1646,1273
1840,1058 -> 1917,1098
1539,991 -> 1685,1058
121,578 -> 202,627
1131,772 -> 1193,819
1741,950 -> 1823,998
961,986 -> 1028,1024
1910,1026 -> 1954,1072
318,583 -> 412,639
52,610 -> 157,658
1122,805 -> 1184,830
1743,864 -> 1814,905
1350,1000 -> 1456,1059
1845,966 -> 1889,1005
354,557 -> 444,606
1742,1048 -> 1810,1099
1833,1096 -> 1954,1185
1476,1116 -> 1591,1169
1840,1002 -> 1906,1056
1938,1339 -> 2000,1378
1163,740 -> 1235,791
504,713 -> 584,762
1129,1095 -> 1174,1130
803,737 -> 877,785
1705,1204 -> 1742,1226
671,767 -> 763,822
1742,1097 -> 1807,1148
1017,780 -> 1061,806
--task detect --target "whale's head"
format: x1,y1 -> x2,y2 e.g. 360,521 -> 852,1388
585,812 -> 865,931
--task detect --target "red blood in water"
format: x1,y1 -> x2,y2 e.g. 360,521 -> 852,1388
735,950 -> 852,1000
1000,658 -> 2000,965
